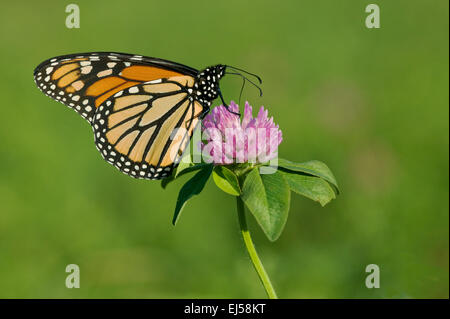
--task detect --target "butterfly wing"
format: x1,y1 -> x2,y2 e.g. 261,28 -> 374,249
33,52 -> 198,123
92,79 -> 204,180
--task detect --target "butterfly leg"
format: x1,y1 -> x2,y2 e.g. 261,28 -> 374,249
198,105 -> 210,119
218,90 -> 241,117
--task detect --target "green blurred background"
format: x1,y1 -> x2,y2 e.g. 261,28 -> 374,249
0,0 -> 448,298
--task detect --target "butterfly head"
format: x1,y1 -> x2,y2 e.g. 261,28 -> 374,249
194,65 -> 226,105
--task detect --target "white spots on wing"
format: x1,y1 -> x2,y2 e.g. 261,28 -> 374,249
124,62 -> 131,67
80,61 -> 91,66
85,105 -> 92,112
72,95 -> 80,101
106,100 -> 112,106
128,87 -> 139,94
81,66 -> 93,74
114,91 -> 123,97
45,67 -> 53,74
50,84 -> 56,90
82,99 -> 89,105
107,62 -> 117,68
44,75 -> 50,82
146,79 -> 162,84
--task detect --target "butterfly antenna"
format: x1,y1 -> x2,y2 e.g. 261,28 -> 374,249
225,72 -> 263,97
226,65 -> 262,84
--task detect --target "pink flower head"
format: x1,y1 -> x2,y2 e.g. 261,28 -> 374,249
201,101 -> 282,164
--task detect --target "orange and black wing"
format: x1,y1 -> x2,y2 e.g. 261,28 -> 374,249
33,52 -> 199,123
92,78 -> 204,179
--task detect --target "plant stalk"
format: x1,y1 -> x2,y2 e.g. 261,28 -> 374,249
236,197 -> 278,299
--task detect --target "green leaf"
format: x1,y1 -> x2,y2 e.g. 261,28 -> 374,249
241,168 -> 290,241
280,171 -> 336,206
278,158 -> 339,193
212,166 -> 241,196
172,164 -> 213,225
161,163 -> 211,189
175,153 -> 194,178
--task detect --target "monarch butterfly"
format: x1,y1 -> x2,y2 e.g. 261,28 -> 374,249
34,52 -> 261,180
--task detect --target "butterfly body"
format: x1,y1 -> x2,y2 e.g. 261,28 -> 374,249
34,52 -> 226,179
194,65 -> 226,107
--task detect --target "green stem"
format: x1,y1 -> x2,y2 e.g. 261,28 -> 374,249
236,197 -> 278,299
